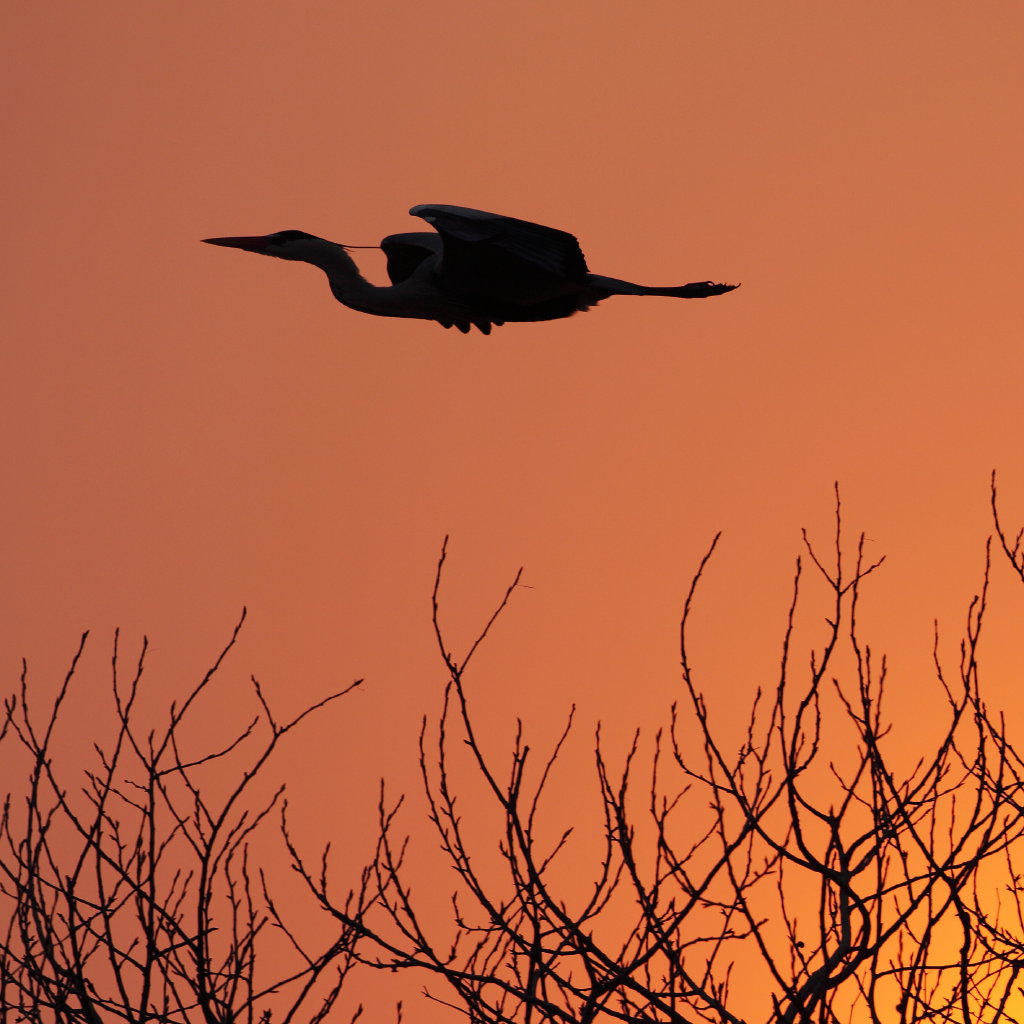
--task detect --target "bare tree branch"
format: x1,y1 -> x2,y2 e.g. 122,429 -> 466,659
0,614 -> 367,1024
298,490 -> 1024,1024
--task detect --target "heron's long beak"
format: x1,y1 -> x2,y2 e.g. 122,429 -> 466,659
201,235 -> 275,253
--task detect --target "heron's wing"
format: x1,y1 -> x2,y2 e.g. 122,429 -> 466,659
380,232 -> 442,284
410,204 -> 588,302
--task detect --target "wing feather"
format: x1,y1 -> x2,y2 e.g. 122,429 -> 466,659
379,232 -> 442,284
410,204 -> 589,303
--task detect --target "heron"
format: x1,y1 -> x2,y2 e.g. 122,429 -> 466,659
203,204 -> 738,335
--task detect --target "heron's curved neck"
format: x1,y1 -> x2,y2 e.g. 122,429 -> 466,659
297,240 -> 382,309
295,236 -> 459,323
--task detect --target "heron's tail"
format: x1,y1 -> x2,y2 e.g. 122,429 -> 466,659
587,274 -> 739,299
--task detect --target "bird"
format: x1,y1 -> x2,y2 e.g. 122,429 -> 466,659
203,204 -> 738,335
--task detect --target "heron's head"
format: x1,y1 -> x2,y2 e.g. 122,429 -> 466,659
202,229 -> 327,261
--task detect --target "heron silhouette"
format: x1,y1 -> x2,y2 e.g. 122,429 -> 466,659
203,204 -> 738,335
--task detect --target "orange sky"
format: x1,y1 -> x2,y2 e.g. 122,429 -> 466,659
3,2 -> 1024,1018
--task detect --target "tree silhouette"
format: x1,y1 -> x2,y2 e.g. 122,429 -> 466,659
5,481 -> 1024,1024
0,611 -> 367,1024
295,479 -> 1024,1024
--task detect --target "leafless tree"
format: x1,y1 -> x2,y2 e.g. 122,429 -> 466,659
6,482 -> 1024,1024
0,610 -> 368,1024
296,480 -> 1024,1024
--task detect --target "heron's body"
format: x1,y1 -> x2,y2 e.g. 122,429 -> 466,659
203,204 -> 737,334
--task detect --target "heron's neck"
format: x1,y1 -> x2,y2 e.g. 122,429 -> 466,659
298,240 -> 382,308
297,237 -> 461,323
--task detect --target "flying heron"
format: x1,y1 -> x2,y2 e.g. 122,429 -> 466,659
203,204 -> 738,335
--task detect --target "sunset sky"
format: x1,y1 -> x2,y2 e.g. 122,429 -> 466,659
3,2 -> 1024,1017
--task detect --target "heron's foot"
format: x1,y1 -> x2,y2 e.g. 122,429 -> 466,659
681,281 -> 740,298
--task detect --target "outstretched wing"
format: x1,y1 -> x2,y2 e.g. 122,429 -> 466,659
379,232 -> 442,284
410,204 -> 589,304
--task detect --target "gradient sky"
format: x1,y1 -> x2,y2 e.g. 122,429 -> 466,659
3,2 -> 1024,1016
